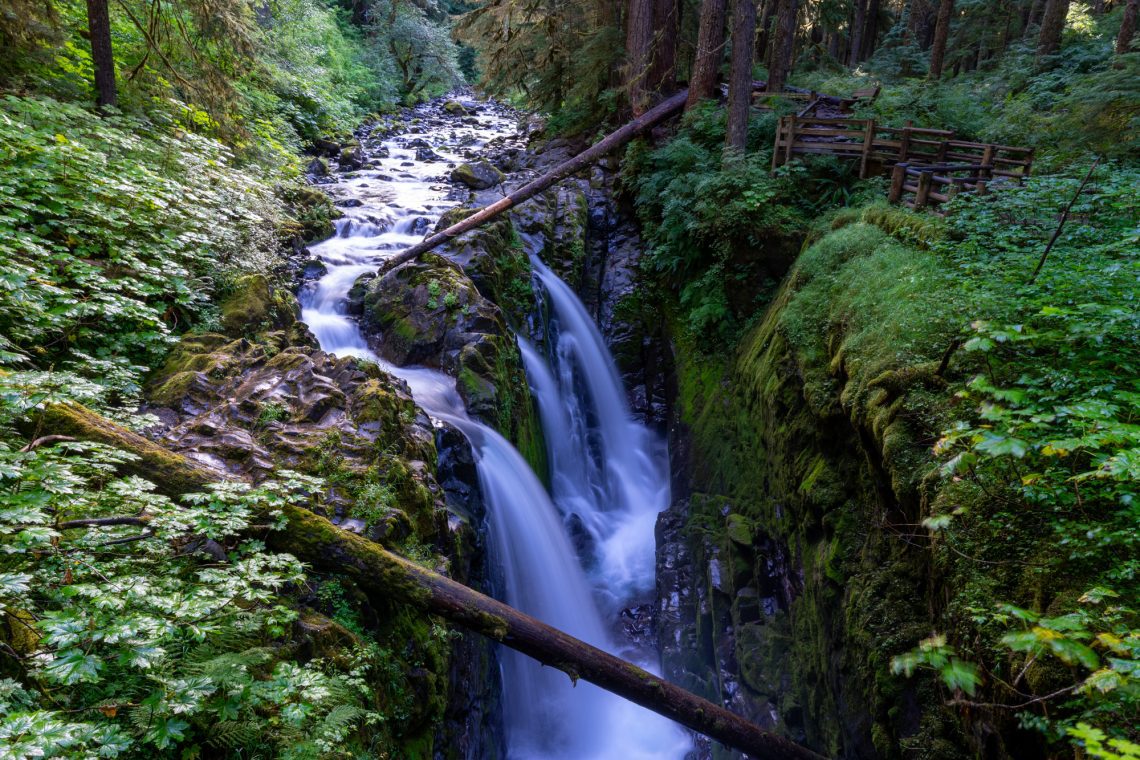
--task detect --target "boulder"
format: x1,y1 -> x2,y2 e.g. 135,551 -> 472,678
451,160 -> 505,190
443,101 -> 469,116
339,144 -> 364,171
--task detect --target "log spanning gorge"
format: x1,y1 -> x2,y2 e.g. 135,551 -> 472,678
298,97 -> 693,759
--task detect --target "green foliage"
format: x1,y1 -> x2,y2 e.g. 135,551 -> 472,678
369,0 -> 462,103
456,0 -> 622,131
627,104 -> 882,344
798,9 -> 1139,164
884,167 -> 1140,749
0,95 -> 283,399
0,422 -> 391,756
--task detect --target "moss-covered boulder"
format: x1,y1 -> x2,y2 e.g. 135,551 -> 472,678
219,274 -> 299,336
356,253 -> 545,477
451,160 -> 504,190
443,100 -> 468,116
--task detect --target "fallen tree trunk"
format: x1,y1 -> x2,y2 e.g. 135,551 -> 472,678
376,89 -> 691,276
34,402 -> 826,760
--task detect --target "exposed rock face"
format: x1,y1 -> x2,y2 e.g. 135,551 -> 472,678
143,274 -> 503,757
451,160 -> 505,189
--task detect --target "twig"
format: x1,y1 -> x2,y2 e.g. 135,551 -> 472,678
948,684 -> 1078,710
20,435 -> 76,453
57,516 -> 151,530
1027,157 -> 1101,284
935,338 -> 962,378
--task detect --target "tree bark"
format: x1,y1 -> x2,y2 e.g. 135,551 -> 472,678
849,0 -> 868,65
862,0 -> 881,59
725,0 -> 757,155
648,0 -> 680,94
756,0 -> 777,63
686,0 -> 729,109
377,90 -> 690,276
31,401 -> 826,760
1117,0 -> 1138,53
928,0 -> 954,78
766,0 -> 799,93
625,0 -> 656,113
86,0 -> 117,110
1036,0 -> 1070,62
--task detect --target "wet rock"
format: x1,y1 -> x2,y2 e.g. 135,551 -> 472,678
336,198 -> 363,208
376,146 -> 390,158
219,274 -> 298,335
339,144 -> 364,171
443,100 -> 469,116
357,254 -> 483,365
312,138 -> 341,157
451,160 -> 505,190
410,216 -> 431,236
416,146 -> 442,162
306,157 -> 330,177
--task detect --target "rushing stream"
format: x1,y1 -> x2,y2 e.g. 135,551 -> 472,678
298,97 -> 691,759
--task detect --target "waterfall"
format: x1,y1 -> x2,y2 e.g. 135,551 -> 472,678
297,97 -> 690,760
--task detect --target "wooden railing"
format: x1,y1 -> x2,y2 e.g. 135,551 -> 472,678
888,163 -> 995,213
771,116 -> 1034,208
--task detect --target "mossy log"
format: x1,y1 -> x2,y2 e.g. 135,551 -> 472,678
376,90 -> 691,276
32,402 -> 825,760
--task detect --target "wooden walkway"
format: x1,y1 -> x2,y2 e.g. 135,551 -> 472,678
771,115 -> 1035,212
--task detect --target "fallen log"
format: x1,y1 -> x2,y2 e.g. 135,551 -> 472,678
33,402 -> 826,760
375,89 -> 691,276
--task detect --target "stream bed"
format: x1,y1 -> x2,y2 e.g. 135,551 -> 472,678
298,96 -> 692,760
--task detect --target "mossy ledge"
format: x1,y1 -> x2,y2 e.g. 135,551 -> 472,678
669,221 -> 1070,757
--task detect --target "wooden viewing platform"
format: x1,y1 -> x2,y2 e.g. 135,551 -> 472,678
771,115 -> 1035,212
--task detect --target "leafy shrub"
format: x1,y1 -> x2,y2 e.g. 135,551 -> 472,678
0,95 -> 284,401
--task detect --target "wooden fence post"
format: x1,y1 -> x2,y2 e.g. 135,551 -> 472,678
978,144 -> 995,194
859,119 -> 876,178
915,169 -> 933,210
785,115 -> 797,166
771,117 -> 785,171
889,163 -> 908,204
899,123 -> 913,163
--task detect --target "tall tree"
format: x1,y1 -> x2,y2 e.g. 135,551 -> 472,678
648,0 -> 680,94
849,0 -> 869,65
86,0 -> 117,109
686,0 -> 729,109
861,0 -> 881,59
1036,0 -> 1070,62
766,0 -> 799,93
626,0 -> 656,112
928,0 -> 954,78
725,0 -> 756,155
757,0 -> 777,62
1117,0 -> 1138,53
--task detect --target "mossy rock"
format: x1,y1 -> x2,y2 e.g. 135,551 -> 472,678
450,160 -> 504,190
443,100 -> 468,116
220,274 -> 297,336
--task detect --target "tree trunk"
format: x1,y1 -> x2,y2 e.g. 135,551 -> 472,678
648,0 -> 680,94
86,0 -> 117,110
849,0 -> 868,65
626,0 -> 656,113
32,400 -> 826,760
377,90 -> 689,276
928,0 -> 954,78
1036,0 -> 1070,62
686,0 -> 729,109
725,0 -> 756,156
1117,0 -> 1138,53
756,0 -> 777,62
862,0 -> 881,59
766,0 -> 799,93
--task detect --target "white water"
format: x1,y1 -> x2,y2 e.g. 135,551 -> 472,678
297,98 -> 690,759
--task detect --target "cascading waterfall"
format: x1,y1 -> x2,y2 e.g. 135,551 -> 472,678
298,97 -> 690,759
